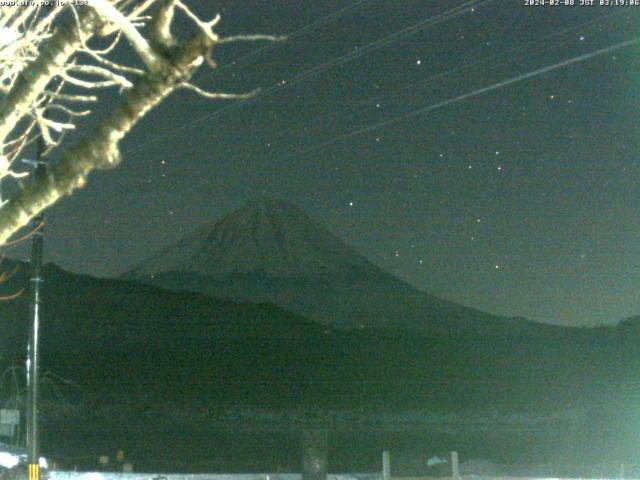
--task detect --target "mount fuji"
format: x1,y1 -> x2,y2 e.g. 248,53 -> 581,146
124,197 -> 558,335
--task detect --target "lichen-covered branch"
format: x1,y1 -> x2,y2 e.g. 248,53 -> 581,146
0,9 -> 101,143
0,0 -> 278,246
87,0 -> 165,71
0,33 -> 212,246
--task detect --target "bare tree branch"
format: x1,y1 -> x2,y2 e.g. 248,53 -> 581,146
0,8 -> 101,143
2,219 -> 45,247
0,1 -> 281,247
178,83 -> 259,100
0,288 -> 25,301
0,33 -> 214,245
88,0 -> 165,71
80,47 -> 144,75
217,34 -> 283,45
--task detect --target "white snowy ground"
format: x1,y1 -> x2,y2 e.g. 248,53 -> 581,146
48,473 -> 637,480
49,474 -> 380,480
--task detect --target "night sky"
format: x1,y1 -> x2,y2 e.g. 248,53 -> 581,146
7,0 -> 640,327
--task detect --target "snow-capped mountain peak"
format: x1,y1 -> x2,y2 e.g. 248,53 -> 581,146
127,197 -> 372,278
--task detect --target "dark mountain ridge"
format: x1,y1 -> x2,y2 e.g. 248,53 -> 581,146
124,197 -> 563,335
0,257 -> 633,411
0,258 -> 637,472
0,256 -> 628,409
0,199 -> 636,472
0,259 -> 327,356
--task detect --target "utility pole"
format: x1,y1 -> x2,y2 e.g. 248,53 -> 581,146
26,134 -> 46,480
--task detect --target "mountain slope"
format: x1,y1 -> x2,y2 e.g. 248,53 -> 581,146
0,259 -> 328,356
0,261 -> 636,472
124,197 -> 561,334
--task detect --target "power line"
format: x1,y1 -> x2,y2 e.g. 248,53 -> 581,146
352,8 -> 628,106
124,0 -> 488,155
283,36 -> 640,159
81,378 -> 640,386
245,9 -> 628,156
67,6 -> 634,217
204,0 -> 376,78
268,0 -> 489,92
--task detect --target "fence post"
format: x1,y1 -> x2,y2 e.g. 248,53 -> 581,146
302,428 -> 329,480
382,451 -> 391,480
450,451 -> 460,480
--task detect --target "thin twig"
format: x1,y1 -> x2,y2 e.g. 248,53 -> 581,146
0,288 -> 24,300
217,34 -> 284,45
179,83 -> 259,100
2,218 -> 45,247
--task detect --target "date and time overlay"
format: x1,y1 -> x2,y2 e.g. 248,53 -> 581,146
526,0 -> 640,5
0,0 -> 636,9
0,0 -> 86,6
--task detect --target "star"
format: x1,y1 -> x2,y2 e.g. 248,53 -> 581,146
348,201 -> 354,207
416,59 -> 421,65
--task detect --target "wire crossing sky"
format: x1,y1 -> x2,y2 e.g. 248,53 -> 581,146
288,36 -> 640,158
194,0 -> 377,79
25,0 -> 640,327
354,8 -> 627,105
125,0 -> 489,155
237,9 -> 628,158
